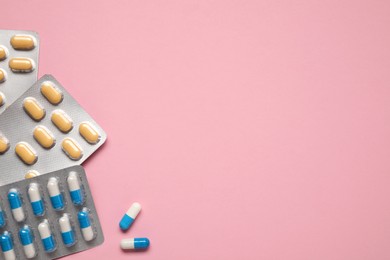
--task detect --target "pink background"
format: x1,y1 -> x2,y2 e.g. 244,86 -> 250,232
3,0 -> 390,259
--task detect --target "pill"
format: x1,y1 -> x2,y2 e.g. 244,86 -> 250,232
119,202 -> 141,231
19,226 -> 36,259
120,238 -> 150,250
9,58 -> 34,72
8,189 -> 25,222
28,183 -> 45,216
0,206 -> 5,228
47,177 -> 64,210
0,46 -> 7,61
10,35 -> 36,50
25,170 -> 39,179
33,125 -> 55,149
51,110 -> 73,133
0,69 -> 6,83
67,171 -> 84,205
0,231 -> 16,260
59,214 -> 76,247
0,136 -> 10,154
40,82 -> 63,105
62,138 -> 83,160
38,220 -> 56,252
79,122 -> 100,144
0,92 -> 4,107
23,97 -> 45,121
78,208 -> 95,241
15,142 -> 37,165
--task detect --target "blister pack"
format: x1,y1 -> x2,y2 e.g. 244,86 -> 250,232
0,165 -> 104,259
0,74 -> 107,186
0,30 -> 40,114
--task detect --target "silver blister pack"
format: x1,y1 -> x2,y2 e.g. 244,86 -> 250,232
0,165 -> 104,259
0,74 -> 107,186
0,30 -> 40,114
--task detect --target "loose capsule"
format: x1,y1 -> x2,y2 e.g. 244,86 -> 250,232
41,82 -> 63,105
78,208 -> 95,241
51,110 -> 73,133
8,189 -> 25,222
23,97 -> 45,121
28,183 -> 45,216
119,202 -> 141,231
10,35 -> 36,50
0,231 -> 16,260
47,177 -> 64,210
25,170 -> 40,179
38,220 -> 56,252
33,125 -> 55,149
0,206 -> 5,228
0,136 -> 10,154
62,138 -> 83,160
59,214 -> 76,247
121,238 -> 150,250
0,69 -> 6,83
15,142 -> 37,165
79,122 -> 100,144
9,58 -> 34,72
0,46 -> 7,61
19,226 -> 36,258
67,171 -> 84,205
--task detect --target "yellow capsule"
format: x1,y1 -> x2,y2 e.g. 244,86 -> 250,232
0,92 -> 4,107
0,69 -> 6,83
79,122 -> 100,144
33,125 -> 55,149
10,35 -> 36,50
0,136 -> 10,154
51,110 -> 73,133
23,97 -> 45,121
40,81 -> 63,105
0,46 -> 7,61
25,170 -> 40,179
61,138 -> 83,160
9,58 -> 34,72
15,142 -> 37,165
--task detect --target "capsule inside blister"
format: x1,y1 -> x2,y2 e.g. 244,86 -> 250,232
33,125 -> 55,149
41,81 -> 63,105
59,214 -> 76,247
79,122 -> 100,144
15,142 -> 37,165
0,205 -> 5,228
23,97 -> 45,121
38,219 -> 56,253
62,138 -> 83,161
0,135 -> 10,154
25,170 -> 40,179
0,231 -> 16,260
51,110 -> 73,133
67,171 -> 84,205
0,46 -> 7,61
78,208 -> 96,241
10,35 -> 36,50
0,69 -> 6,83
19,225 -> 37,259
28,183 -> 45,216
7,189 -> 25,222
9,57 -> 34,72
47,177 -> 64,211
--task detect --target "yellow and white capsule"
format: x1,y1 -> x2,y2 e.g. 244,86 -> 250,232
40,82 -> 63,105
33,126 -> 55,149
23,97 -> 45,121
51,110 -> 73,133
25,170 -> 40,179
10,35 -> 36,50
15,142 -> 37,165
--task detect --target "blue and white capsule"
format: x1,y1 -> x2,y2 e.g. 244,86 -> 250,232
119,202 -> 141,231
0,231 -> 16,260
78,208 -> 95,241
47,177 -> 64,210
67,171 -> 84,206
19,226 -> 36,258
59,214 -> 76,247
28,183 -> 45,216
8,188 -> 25,222
38,220 -> 56,252
120,238 -> 150,250
0,205 -> 5,228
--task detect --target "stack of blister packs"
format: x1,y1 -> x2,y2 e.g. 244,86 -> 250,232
0,30 -> 107,259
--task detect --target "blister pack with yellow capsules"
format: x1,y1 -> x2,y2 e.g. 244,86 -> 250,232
0,165 -> 104,259
0,74 -> 107,186
0,30 -> 40,114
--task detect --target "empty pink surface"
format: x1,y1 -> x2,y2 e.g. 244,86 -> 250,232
2,0 -> 390,259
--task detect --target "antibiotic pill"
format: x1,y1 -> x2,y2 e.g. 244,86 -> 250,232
8,189 -> 25,222
40,81 -> 63,105
25,170 -> 39,179
78,208 -> 95,241
33,125 -> 55,149
59,214 -> 76,247
9,58 -> 34,72
28,183 -> 45,216
15,142 -> 37,165
0,69 -> 6,83
79,122 -> 100,144
0,136 -> 10,154
67,171 -> 84,205
23,97 -> 45,121
51,110 -> 73,133
0,92 -> 4,107
120,238 -> 150,250
0,231 -> 16,260
38,220 -> 56,252
19,226 -> 36,258
62,138 -> 83,161
0,206 -> 5,227
119,202 -> 141,231
10,35 -> 36,50
47,177 -> 64,210
0,46 -> 7,61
